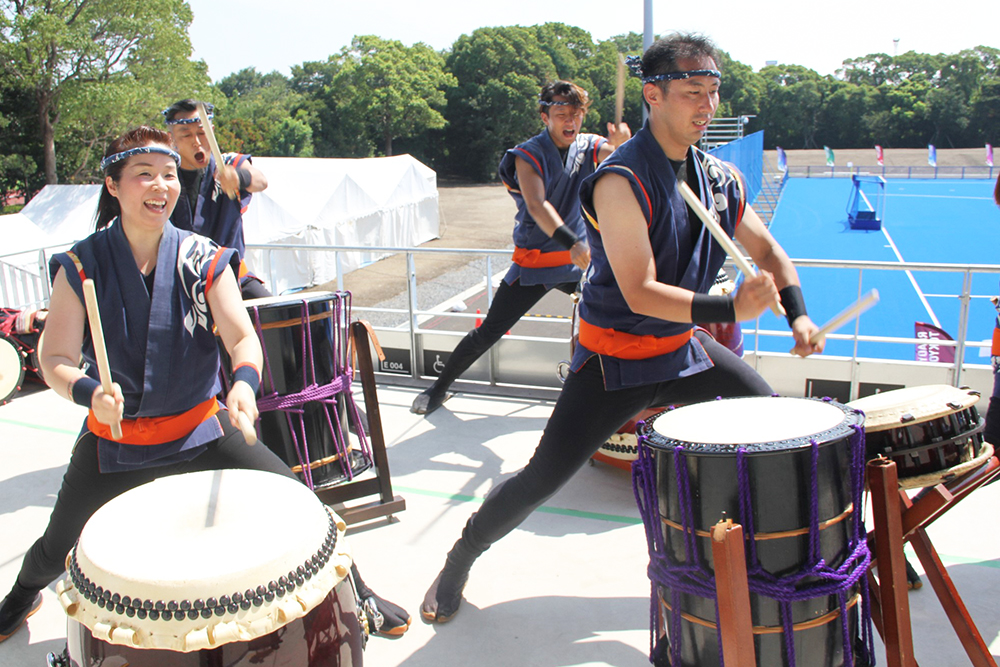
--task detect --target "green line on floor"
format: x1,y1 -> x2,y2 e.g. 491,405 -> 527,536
394,485 -> 642,525
0,417 -> 78,436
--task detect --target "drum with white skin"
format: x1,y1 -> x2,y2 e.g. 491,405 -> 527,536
635,396 -> 873,667
57,469 -> 365,666
848,384 -> 987,483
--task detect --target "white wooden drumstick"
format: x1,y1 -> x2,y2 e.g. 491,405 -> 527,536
809,289 -> 879,346
615,53 -> 626,127
82,279 -> 123,441
196,102 -> 235,200
677,181 -> 785,317
236,410 -> 257,446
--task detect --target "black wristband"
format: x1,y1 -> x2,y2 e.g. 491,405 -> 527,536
691,293 -> 737,323
71,376 -> 101,408
236,167 -> 252,191
233,364 -> 261,395
779,285 -> 808,328
551,225 -> 580,250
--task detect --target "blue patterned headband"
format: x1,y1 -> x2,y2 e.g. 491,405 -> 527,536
624,54 -> 721,84
162,103 -> 214,125
538,100 -> 580,108
100,145 -> 181,172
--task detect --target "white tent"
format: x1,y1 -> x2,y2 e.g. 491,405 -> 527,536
243,154 -> 440,294
19,184 -> 102,245
9,155 -> 440,299
0,212 -> 62,308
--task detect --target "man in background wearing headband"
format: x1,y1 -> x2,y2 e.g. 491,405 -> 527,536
420,34 -> 822,633
164,100 -> 271,299
411,81 -> 630,415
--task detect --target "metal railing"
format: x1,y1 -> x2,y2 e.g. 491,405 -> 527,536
246,242 -> 1000,390
0,246 -> 59,310
7,239 -> 997,399
786,165 -> 998,180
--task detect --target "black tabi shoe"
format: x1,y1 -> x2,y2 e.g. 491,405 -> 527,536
420,564 -> 469,624
0,592 -> 42,643
361,593 -> 412,637
410,388 -> 451,415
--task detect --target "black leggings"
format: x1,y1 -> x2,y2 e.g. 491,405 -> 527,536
452,330 -> 773,559
428,277 -> 577,393
14,415 -> 294,594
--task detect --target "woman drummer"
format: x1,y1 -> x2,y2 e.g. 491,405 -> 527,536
0,126 -> 407,642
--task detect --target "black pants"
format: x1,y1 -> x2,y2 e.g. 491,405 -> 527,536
429,277 -> 577,393
14,416 -> 293,594
452,330 -> 773,560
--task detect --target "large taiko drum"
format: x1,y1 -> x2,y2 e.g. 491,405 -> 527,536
56,469 -> 365,666
847,385 -> 987,484
587,272 -> 744,472
634,396 -> 873,667
234,292 -> 372,490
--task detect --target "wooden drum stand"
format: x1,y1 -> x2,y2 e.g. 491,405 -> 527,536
314,321 -> 406,525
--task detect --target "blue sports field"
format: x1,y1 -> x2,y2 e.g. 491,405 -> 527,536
748,178 -> 1000,363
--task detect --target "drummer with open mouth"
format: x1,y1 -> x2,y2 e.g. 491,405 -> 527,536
0,126 -> 409,645
164,99 -> 271,299
421,33 -> 824,625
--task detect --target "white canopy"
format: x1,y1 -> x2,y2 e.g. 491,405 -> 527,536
7,154 -> 440,301
19,184 -> 102,245
243,154 -> 440,294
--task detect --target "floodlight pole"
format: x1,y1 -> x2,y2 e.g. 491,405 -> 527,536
643,0 -> 653,123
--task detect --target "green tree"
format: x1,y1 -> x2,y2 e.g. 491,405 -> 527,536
578,38 -> 643,134
970,77 -> 1000,145
716,50 -> 765,121
214,68 -> 313,157
0,81 -> 42,200
758,65 -> 826,148
339,35 -> 454,157
291,56 -> 372,158
1,0 -> 207,183
819,80 -> 878,148
444,26 -> 557,180
270,115 -> 314,157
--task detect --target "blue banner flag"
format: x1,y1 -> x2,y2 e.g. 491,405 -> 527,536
928,144 -> 937,167
776,146 -> 787,173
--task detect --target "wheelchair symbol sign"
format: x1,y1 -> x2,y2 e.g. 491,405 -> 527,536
423,350 -> 451,377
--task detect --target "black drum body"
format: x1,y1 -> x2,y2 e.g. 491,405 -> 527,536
636,396 -> 871,667
238,293 -> 372,490
66,577 -> 364,667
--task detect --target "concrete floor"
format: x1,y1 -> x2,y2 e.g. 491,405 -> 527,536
2,380 -> 1000,666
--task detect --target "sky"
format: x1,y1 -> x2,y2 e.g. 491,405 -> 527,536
186,0 -> 998,82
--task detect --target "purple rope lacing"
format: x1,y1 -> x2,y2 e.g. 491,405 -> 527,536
240,292 -> 372,490
632,418 -> 876,666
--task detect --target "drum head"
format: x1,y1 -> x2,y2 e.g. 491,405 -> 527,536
650,396 -> 859,453
848,384 -> 979,432
0,334 -> 25,405
243,291 -> 340,310
61,469 -> 352,653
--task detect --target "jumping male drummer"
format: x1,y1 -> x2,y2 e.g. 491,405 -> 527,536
410,81 -> 630,415
164,99 -> 271,299
421,33 -> 824,631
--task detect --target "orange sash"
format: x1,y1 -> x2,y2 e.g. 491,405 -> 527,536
512,247 -> 572,269
88,397 -> 220,445
579,318 -> 694,360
